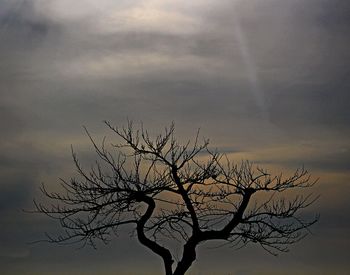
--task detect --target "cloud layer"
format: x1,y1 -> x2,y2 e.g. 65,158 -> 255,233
1,0 -> 349,274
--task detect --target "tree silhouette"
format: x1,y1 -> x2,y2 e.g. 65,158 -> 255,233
34,121 -> 318,275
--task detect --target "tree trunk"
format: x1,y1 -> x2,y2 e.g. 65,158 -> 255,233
136,195 -> 174,275
172,239 -> 197,275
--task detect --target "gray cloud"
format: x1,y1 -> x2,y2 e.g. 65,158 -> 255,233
0,0 -> 349,274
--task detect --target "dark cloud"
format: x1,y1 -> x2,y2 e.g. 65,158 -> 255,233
0,0 -> 60,48
267,83 -> 350,131
315,0 -> 350,30
0,178 -> 33,211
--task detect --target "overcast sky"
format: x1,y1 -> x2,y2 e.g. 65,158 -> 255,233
1,0 -> 350,274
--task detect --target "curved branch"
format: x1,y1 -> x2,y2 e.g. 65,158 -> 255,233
136,194 -> 174,275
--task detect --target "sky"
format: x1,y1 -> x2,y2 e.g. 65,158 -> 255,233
0,0 -> 349,274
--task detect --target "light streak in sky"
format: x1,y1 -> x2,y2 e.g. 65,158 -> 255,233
232,8 -> 269,121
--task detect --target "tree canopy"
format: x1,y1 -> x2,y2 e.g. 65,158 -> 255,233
34,121 -> 318,275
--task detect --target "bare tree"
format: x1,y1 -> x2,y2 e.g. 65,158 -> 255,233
34,121 -> 318,275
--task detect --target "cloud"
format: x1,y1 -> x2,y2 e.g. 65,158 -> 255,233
0,0 -> 349,274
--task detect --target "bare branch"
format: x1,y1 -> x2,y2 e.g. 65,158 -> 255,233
32,121 -> 318,275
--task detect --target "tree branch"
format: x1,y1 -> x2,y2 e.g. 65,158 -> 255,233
135,194 -> 174,275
